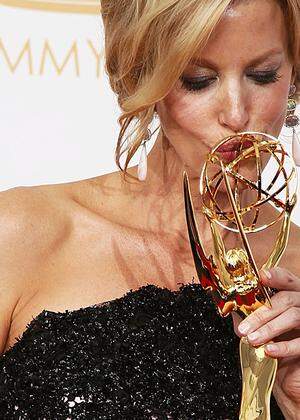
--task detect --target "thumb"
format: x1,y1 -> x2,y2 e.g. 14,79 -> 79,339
231,312 -> 243,337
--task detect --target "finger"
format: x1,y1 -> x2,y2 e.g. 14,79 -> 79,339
260,268 -> 300,292
246,307 -> 300,346
277,327 -> 300,342
265,337 -> 300,358
238,291 -> 300,336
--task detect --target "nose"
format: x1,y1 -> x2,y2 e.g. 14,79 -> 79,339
218,81 -> 250,133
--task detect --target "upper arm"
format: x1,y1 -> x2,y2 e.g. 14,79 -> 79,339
280,221 -> 300,275
0,186 -> 29,354
0,185 -> 65,355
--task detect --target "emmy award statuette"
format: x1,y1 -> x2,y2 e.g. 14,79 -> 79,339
183,132 -> 297,420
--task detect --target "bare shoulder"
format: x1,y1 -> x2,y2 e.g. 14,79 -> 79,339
0,184 -> 72,354
0,184 -> 72,269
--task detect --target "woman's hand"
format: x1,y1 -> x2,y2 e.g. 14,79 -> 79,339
232,267 -> 300,414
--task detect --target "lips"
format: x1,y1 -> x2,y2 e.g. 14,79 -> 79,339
217,139 -> 253,153
216,139 -> 255,163
217,150 -> 238,163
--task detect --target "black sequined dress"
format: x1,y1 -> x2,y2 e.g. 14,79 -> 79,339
0,283 -> 283,419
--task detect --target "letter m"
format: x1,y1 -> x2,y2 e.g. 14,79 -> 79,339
40,40 -> 79,76
0,39 -> 33,74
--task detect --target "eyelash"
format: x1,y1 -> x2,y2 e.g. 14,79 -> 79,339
180,71 -> 282,93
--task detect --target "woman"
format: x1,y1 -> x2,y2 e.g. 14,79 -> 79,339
0,0 -> 299,418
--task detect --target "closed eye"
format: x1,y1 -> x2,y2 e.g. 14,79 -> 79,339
179,76 -> 216,92
247,71 -> 282,84
180,70 -> 282,93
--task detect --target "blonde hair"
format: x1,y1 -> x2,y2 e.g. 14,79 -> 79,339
100,0 -> 300,181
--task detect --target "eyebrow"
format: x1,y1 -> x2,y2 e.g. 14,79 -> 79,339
190,48 -> 284,68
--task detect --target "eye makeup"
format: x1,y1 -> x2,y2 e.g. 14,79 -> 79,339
180,67 -> 282,93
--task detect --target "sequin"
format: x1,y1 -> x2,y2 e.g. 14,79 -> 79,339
0,283 -> 283,419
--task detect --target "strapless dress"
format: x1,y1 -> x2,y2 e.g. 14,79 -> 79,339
0,282 -> 283,419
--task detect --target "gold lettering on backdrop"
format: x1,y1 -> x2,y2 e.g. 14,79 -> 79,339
0,38 -> 33,74
87,39 -> 104,79
39,40 -> 79,76
0,1 -> 101,15
0,38 -> 103,77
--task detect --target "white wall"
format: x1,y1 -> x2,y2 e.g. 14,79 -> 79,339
0,2 -> 299,226
0,2 -> 124,188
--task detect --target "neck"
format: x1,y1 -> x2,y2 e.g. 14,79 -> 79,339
118,129 -> 239,283
137,129 -> 203,204
126,129 -> 229,248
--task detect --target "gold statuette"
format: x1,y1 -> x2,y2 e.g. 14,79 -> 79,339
183,132 -> 297,419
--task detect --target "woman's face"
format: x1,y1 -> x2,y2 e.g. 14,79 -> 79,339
156,0 -> 294,176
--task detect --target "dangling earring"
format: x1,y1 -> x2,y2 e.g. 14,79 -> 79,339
137,114 -> 160,181
137,129 -> 151,181
285,84 -> 300,166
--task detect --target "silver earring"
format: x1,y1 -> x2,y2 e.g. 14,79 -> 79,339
285,84 -> 300,166
137,129 -> 151,181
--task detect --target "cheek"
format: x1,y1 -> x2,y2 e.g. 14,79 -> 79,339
157,84 -> 213,138
252,81 -> 289,135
